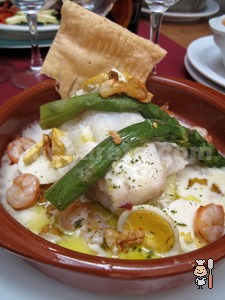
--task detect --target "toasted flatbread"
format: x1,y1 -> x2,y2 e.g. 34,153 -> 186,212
41,0 -> 167,99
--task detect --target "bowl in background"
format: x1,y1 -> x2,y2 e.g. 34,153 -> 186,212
209,14 -> 225,68
0,77 -> 225,294
0,23 -> 59,41
0,0 -> 60,41
168,0 -> 207,12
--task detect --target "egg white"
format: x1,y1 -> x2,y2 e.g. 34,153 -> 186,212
117,204 -> 181,257
18,152 -> 74,185
176,165 -> 225,209
164,199 -> 201,253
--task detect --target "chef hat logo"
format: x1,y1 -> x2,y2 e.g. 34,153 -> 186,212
195,259 -> 206,266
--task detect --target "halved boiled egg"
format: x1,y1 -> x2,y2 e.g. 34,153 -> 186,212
164,199 -> 202,253
117,205 -> 180,257
18,151 -> 73,185
18,128 -> 77,185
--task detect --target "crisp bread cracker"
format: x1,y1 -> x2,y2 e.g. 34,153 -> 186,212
41,0 -> 167,99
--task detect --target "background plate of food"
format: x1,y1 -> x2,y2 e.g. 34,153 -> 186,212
0,22 -> 59,40
0,37 -> 54,48
0,0 -> 60,40
141,0 -> 220,22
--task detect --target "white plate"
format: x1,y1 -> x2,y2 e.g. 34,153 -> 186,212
0,23 -> 59,40
141,0 -> 220,22
184,55 -> 225,94
187,35 -> 225,88
1,248 -> 225,300
0,38 -> 53,48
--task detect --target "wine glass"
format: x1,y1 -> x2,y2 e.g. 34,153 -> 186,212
10,0 -> 47,89
144,0 -> 180,44
144,0 -> 180,74
74,0 -> 116,16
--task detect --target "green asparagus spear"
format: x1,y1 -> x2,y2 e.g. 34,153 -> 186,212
144,101 -> 225,167
144,103 -> 225,167
45,119 -> 188,211
184,128 -> 225,167
40,93 -> 143,129
142,102 -> 179,125
40,92 -> 179,129
40,92 -> 225,167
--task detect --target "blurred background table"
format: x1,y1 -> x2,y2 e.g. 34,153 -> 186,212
161,19 -> 212,48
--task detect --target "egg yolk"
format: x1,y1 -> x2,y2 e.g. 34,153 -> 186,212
122,210 -> 175,254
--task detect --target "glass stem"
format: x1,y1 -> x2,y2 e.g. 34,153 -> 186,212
149,11 -> 164,44
26,13 -> 43,72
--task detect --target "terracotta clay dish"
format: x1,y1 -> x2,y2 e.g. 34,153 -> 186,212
0,76 -> 225,294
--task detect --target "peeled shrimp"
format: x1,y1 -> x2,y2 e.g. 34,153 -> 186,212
194,203 -> 225,244
6,173 -> 40,210
7,137 -> 35,163
57,200 -> 90,231
58,200 -> 107,246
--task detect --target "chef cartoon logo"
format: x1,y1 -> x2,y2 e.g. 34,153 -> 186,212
193,259 -> 214,289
